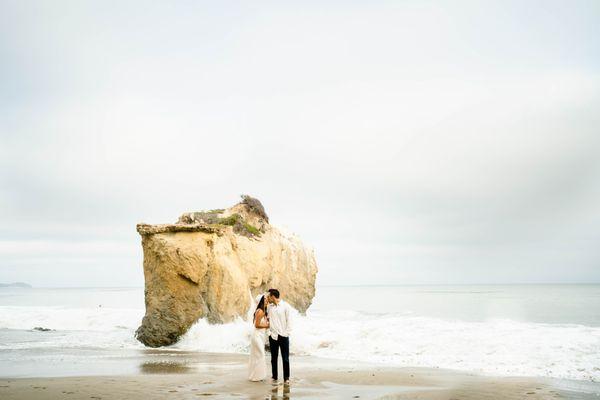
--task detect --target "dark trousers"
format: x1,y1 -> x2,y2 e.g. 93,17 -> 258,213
268,335 -> 290,380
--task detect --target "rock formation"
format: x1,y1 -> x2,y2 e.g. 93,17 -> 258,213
135,195 -> 318,347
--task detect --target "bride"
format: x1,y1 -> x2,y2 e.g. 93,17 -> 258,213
248,294 -> 270,381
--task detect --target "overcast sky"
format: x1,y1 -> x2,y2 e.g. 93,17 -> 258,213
1,1 -> 599,287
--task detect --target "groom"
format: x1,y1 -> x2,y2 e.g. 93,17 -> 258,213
266,288 -> 292,384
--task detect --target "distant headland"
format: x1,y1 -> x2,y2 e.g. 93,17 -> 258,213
0,282 -> 32,288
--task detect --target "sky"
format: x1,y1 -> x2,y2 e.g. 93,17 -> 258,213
1,1 -> 599,287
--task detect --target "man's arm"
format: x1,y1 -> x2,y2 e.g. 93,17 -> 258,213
285,303 -> 292,336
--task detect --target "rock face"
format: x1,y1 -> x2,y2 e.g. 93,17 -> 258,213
135,196 -> 318,347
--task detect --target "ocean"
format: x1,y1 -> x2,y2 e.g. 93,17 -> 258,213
1,284 -> 599,381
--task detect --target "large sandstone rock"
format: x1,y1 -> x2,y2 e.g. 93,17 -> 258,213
135,196 -> 318,347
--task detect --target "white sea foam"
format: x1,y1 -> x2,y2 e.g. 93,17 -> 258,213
0,305 -> 145,351
174,309 -> 600,382
0,306 -> 143,332
1,302 -> 600,381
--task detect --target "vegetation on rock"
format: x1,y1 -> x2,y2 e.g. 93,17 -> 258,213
175,196 -> 266,238
240,194 -> 269,222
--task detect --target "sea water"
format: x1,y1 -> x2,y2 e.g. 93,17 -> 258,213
1,285 -> 599,381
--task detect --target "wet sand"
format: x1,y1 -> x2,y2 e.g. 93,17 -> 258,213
1,352 -> 598,399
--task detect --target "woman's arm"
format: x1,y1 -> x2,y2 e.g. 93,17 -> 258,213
254,309 -> 269,329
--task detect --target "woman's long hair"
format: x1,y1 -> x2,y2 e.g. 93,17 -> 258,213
255,295 -> 267,317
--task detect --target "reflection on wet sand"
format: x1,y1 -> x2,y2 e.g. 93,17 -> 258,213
270,383 -> 290,400
139,361 -> 193,374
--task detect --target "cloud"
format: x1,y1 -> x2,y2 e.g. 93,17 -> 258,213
1,1 -> 599,286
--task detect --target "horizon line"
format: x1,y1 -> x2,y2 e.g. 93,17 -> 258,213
3,282 -> 600,289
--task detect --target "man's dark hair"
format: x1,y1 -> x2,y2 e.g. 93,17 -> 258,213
268,288 -> 280,299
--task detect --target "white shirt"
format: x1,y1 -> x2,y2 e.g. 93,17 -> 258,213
267,300 -> 292,340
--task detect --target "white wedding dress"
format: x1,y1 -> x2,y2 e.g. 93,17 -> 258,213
248,312 -> 268,381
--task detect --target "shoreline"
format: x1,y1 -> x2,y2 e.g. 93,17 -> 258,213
1,352 -> 599,399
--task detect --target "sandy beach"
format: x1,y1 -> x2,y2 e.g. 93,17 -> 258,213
1,351 -> 598,400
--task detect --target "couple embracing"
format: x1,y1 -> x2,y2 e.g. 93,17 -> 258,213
248,288 -> 292,384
